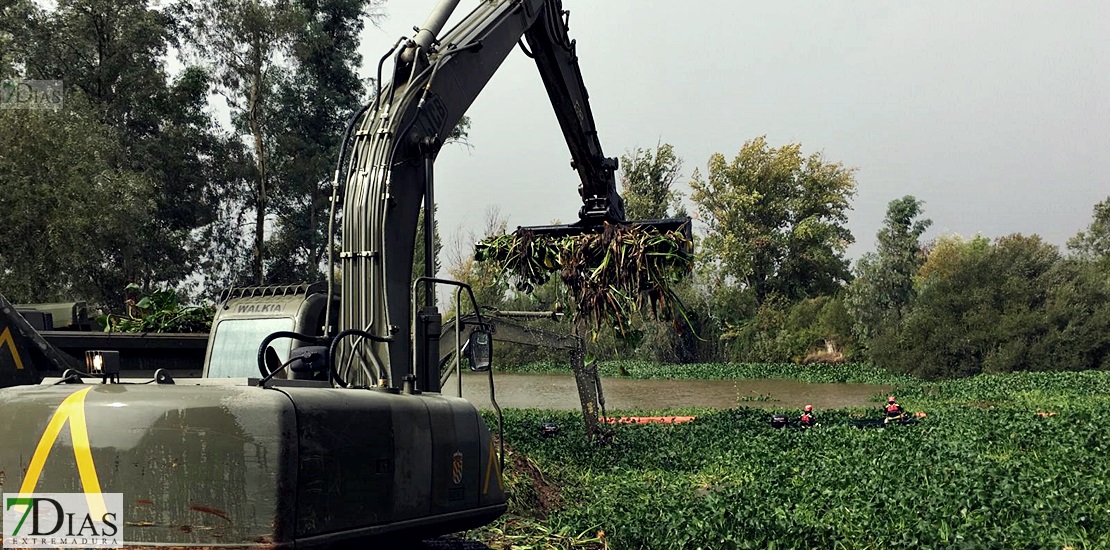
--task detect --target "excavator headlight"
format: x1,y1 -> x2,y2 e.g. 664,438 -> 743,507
85,350 -> 120,375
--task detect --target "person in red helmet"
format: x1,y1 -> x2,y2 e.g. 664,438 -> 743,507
883,395 -> 905,425
800,404 -> 816,427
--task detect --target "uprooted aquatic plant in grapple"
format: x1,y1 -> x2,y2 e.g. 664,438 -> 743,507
474,222 -> 694,337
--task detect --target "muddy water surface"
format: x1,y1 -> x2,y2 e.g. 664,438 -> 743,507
451,372 -> 890,411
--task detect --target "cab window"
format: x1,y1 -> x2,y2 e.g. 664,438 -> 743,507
206,318 -> 295,378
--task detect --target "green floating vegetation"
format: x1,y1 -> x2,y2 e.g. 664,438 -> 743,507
475,223 -> 694,337
479,370 -> 1110,549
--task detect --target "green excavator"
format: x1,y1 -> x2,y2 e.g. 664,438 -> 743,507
0,0 -> 688,546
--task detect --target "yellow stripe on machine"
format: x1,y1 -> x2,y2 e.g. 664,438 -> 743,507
482,439 -> 503,495
0,326 -> 25,370
16,386 -> 107,518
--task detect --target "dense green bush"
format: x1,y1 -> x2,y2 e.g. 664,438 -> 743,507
871,235 -> 1110,379
481,370 -> 1110,549
722,294 -> 858,363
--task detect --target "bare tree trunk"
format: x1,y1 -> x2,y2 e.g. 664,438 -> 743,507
570,320 -> 601,439
309,184 -> 319,271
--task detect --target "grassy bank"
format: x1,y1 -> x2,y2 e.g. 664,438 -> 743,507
498,360 -> 917,385
474,370 -> 1110,549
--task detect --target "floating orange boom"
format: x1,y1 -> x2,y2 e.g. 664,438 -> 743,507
602,416 -> 696,425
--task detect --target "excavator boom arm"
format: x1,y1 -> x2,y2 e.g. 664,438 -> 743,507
524,3 -> 624,222
337,0 -> 622,387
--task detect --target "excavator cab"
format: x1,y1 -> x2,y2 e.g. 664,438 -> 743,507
202,282 -> 333,379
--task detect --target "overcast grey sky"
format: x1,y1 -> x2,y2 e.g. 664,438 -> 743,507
359,0 -> 1109,261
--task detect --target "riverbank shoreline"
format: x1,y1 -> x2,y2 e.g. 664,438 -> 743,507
494,360 -> 917,385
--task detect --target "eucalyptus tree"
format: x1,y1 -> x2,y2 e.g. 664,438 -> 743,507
846,196 -> 932,344
178,0 -> 304,285
264,0 -> 384,284
620,142 -> 685,220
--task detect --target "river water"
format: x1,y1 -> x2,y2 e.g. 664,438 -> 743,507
449,372 -> 889,411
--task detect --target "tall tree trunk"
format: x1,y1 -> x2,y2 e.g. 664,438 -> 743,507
249,37 -> 266,285
309,184 -> 319,273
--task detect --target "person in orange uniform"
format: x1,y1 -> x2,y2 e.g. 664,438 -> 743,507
883,395 -> 906,425
800,404 -> 816,427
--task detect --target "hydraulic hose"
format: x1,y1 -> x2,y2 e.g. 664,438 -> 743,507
328,329 -> 393,387
325,102 -> 373,337
255,331 -> 324,384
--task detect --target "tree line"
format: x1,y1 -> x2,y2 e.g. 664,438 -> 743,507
2,1 -> 1105,378
458,141 -> 1109,379
0,0 -> 381,305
